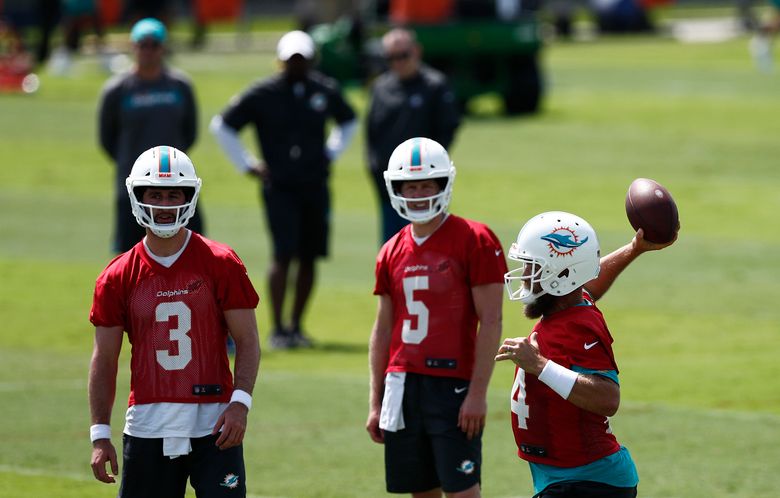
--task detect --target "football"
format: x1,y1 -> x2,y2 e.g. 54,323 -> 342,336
625,178 -> 679,243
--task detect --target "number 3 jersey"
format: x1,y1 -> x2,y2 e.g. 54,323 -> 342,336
90,232 -> 259,406
374,215 -> 507,380
510,292 -> 622,468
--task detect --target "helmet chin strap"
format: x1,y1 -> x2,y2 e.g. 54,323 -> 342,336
519,291 -> 543,305
150,226 -> 180,238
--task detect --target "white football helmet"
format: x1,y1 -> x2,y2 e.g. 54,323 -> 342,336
125,146 -> 202,239
505,211 -> 600,304
384,137 -> 456,223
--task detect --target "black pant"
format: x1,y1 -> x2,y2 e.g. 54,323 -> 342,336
534,481 -> 638,498
119,434 -> 245,498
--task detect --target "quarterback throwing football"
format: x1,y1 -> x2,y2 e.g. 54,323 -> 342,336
496,211 -> 677,498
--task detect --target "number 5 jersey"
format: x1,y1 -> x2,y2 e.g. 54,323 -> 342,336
374,215 -> 507,381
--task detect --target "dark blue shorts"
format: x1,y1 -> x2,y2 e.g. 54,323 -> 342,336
383,373 -> 481,494
261,182 -> 329,260
534,481 -> 638,498
118,434 -> 245,498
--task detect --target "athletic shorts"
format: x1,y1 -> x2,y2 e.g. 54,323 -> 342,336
118,434 -> 246,498
384,373 -> 481,494
534,481 -> 638,498
261,182 -> 329,260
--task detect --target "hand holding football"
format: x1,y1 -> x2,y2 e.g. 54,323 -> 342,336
625,178 -> 679,244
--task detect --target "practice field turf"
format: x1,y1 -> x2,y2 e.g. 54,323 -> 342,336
1,24 -> 779,498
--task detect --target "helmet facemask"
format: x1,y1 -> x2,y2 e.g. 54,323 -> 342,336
504,253 -> 554,304
388,177 -> 451,223
130,186 -> 199,239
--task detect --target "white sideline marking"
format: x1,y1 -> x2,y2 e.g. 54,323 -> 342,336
0,379 -> 84,392
0,464 -> 92,482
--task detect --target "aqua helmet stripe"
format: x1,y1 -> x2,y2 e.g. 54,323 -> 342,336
409,137 -> 422,171
158,146 -> 171,177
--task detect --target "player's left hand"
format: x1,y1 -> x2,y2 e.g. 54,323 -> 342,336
213,402 -> 248,450
458,392 -> 487,440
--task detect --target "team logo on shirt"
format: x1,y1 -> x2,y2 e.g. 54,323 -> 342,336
156,288 -> 189,298
309,92 -> 327,112
220,473 -> 240,489
541,226 -> 588,257
457,460 -> 475,475
186,279 -> 204,293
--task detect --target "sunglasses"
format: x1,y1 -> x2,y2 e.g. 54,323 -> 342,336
385,50 -> 412,62
137,40 -> 162,50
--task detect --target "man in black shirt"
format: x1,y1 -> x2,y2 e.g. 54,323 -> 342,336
366,28 -> 461,243
211,30 -> 357,349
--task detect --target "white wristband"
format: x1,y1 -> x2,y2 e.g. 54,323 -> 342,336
538,360 -> 578,399
230,389 -> 252,410
90,424 -> 111,442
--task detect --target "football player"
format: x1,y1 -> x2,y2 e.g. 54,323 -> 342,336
367,137 -> 506,497
496,211 -> 676,498
88,146 -> 260,498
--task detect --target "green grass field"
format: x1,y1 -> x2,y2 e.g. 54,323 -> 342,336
1,22 -> 779,498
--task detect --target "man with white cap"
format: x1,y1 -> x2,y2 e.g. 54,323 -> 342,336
98,17 -> 204,254
211,30 -> 358,350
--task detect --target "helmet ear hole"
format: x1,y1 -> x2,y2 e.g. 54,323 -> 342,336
557,269 -> 569,278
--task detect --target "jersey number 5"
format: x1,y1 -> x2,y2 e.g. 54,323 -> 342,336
155,301 -> 192,371
402,276 -> 429,344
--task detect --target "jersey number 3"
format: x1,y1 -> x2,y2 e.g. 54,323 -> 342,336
402,276 -> 429,344
155,301 -> 192,371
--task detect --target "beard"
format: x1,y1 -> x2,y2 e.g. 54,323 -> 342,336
523,292 -> 558,319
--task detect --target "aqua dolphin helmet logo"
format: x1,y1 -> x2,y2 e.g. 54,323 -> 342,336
541,226 -> 588,257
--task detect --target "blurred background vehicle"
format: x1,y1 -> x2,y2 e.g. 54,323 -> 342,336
309,0 -> 545,115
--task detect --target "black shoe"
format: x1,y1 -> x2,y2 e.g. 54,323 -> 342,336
289,329 -> 314,348
268,330 -> 295,350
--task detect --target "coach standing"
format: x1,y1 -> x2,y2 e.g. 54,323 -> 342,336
366,28 -> 461,244
211,30 -> 357,350
97,18 -> 204,253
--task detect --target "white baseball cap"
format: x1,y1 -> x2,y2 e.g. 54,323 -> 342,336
276,30 -> 315,61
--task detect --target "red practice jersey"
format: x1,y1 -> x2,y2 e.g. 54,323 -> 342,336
374,215 -> 507,380
510,292 -> 621,467
90,232 -> 259,406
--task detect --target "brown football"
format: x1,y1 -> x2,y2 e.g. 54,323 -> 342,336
625,178 -> 679,243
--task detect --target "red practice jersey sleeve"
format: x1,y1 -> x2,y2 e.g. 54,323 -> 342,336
374,215 -> 507,380
90,233 -> 259,405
